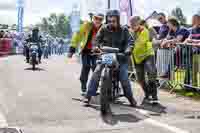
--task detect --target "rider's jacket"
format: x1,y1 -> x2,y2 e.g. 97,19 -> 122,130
25,36 -> 43,48
95,24 -> 134,64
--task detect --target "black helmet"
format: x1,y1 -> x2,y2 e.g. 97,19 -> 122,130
105,10 -> 120,24
106,10 -> 120,26
108,10 -> 120,17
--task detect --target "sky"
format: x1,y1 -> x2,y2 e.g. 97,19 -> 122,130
0,0 -> 78,26
0,0 -> 200,26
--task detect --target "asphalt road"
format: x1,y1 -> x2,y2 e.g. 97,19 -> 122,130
0,55 -> 199,133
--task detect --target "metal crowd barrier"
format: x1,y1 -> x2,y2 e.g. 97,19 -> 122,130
156,43 -> 200,92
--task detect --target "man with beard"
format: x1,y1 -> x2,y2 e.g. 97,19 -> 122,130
85,10 -> 137,107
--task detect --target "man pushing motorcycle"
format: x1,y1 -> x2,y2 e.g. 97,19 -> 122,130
68,12 -> 104,96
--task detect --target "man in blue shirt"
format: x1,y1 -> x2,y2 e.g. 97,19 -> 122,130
153,13 -> 169,49
161,18 -> 190,47
153,13 -> 169,78
160,18 -> 190,84
157,13 -> 169,40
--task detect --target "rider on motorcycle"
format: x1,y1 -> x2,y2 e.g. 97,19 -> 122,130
68,12 -> 104,96
25,27 -> 43,63
85,10 -> 137,107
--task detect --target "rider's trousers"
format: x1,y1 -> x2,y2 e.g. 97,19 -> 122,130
87,63 -> 133,98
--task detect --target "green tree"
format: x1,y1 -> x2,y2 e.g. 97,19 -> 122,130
39,13 -> 70,38
41,18 -> 49,32
171,7 -> 187,25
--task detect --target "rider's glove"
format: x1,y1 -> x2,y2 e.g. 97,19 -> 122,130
124,47 -> 132,56
69,46 -> 76,53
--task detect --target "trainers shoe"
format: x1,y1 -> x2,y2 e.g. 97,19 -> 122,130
141,97 -> 151,105
151,97 -> 159,104
81,91 -> 87,97
127,97 -> 137,107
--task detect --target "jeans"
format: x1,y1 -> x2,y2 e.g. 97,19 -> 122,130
43,48 -> 48,58
80,54 -> 97,92
25,46 -> 30,61
87,63 -> 133,98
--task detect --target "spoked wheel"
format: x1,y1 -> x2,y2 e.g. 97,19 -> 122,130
100,69 -> 112,116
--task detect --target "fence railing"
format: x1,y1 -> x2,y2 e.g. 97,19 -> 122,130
129,43 -> 200,91
157,43 -> 200,91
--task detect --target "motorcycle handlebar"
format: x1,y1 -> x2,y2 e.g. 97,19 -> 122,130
100,46 -> 120,53
91,46 -> 128,57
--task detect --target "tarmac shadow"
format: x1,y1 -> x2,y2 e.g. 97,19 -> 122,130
113,101 -> 167,116
72,96 -> 167,116
101,112 -> 146,125
138,102 -> 167,115
72,97 -> 151,125
24,67 -> 46,71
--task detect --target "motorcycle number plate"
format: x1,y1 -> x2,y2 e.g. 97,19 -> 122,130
102,54 -> 115,65
30,45 -> 38,50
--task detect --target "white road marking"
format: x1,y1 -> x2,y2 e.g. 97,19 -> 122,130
112,105 -> 190,133
0,57 -> 9,61
145,119 -> 190,133
136,109 -> 190,133
18,91 -> 23,97
135,108 -> 149,115
0,112 -> 8,128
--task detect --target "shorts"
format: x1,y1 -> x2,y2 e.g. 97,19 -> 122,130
135,55 -> 157,82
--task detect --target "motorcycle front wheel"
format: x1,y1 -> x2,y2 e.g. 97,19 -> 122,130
31,55 -> 36,70
100,68 -> 112,116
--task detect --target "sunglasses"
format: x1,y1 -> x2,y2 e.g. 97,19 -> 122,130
108,20 -> 117,24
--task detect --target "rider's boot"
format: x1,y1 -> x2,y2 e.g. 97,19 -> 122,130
80,81 -> 87,96
141,96 -> 151,105
121,80 -> 137,107
39,56 -> 42,63
84,95 -> 92,106
127,95 -> 137,107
